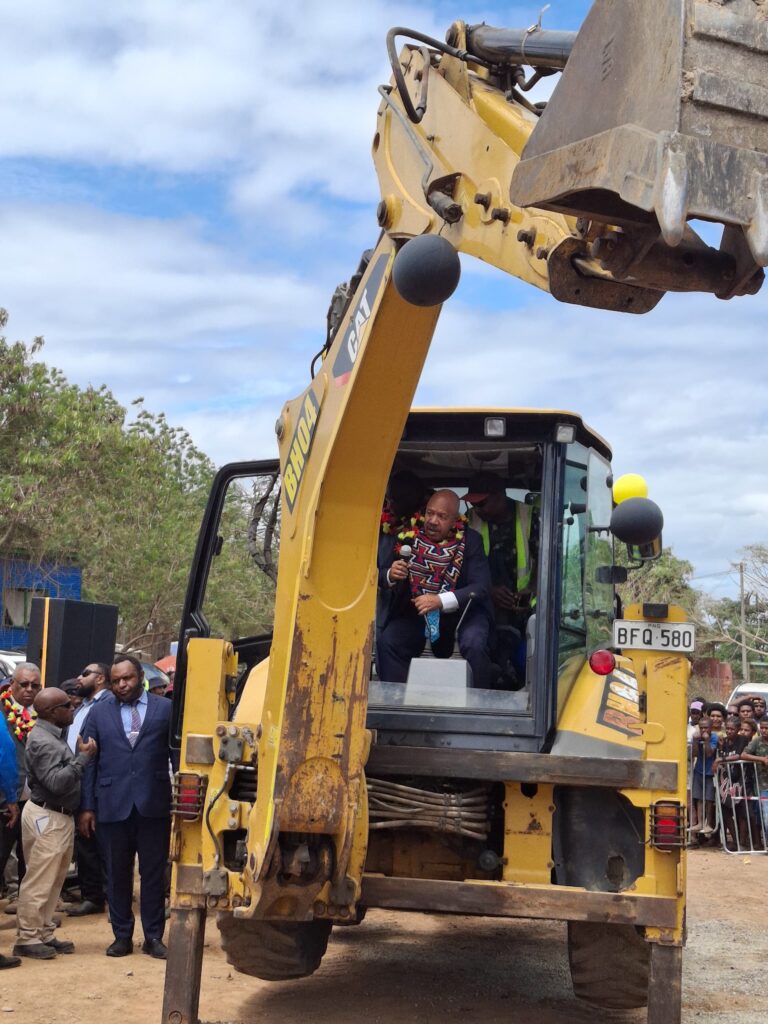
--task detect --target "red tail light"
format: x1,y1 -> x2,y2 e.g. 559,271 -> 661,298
650,802 -> 685,851
589,650 -> 616,676
171,772 -> 207,821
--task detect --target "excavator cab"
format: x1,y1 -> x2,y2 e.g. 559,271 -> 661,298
367,408 -> 615,754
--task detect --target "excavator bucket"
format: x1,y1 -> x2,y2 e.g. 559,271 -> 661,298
510,0 -> 768,283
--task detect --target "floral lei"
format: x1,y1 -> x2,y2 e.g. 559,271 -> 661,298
0,686 -> 37,742
380,509 -> 411,536
388,511 -> 467,554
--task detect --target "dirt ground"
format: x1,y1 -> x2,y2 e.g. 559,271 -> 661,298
1,847 -> 764,1024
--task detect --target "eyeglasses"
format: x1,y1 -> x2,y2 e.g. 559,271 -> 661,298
470,497 -> 489,510
50,701 -> 73,711
79,669 -> 100,678
17,681 -> 42,691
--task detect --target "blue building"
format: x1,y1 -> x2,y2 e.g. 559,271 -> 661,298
0,557 -> 81,650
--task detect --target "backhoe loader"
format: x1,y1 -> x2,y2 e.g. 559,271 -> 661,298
162,3 -> 768,1021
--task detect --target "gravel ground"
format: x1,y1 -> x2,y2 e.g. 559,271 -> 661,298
0,846 -> 764,1024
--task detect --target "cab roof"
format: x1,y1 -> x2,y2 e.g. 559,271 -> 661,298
405,408 -> 611,459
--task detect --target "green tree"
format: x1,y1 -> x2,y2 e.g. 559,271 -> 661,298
617,546 -> 700,617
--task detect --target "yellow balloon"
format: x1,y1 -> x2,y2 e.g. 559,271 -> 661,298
613,473 -> 649,504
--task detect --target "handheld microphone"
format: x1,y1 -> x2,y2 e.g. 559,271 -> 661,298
399,545 -> 413,562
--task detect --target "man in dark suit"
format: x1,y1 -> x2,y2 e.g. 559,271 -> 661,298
78,655 -> 172,959
377,489 -> 495,688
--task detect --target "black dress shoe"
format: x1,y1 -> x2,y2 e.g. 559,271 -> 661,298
66,900 -> 105,917
106,937 -> 133,957
0,954 -> 21,969
141,938 -> 168,959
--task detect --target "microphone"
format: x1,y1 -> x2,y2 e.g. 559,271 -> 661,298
388,544 -> 412,587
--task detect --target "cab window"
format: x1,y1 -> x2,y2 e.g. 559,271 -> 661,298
558,445 -> 614,669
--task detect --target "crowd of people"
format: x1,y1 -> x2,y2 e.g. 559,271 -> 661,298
0,655 -> 176,969
687,694 -> 768,850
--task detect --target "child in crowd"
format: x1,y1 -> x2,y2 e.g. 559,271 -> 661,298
741,718 -> 768,837
738,719 -> 757,741
691,716 -> 718,836
687,700 -> 704,743
737,698 -> 756,724
707,703 -> 727,738
716,716 -> 748,761
728,719 -> 761,843
715,717 -> 750,849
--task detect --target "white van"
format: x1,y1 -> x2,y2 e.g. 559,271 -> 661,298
726,681 -> 768,708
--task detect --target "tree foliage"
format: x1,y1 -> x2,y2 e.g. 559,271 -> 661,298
617,546 -> 700,617
1,312 -> 274,656
698,546 -> 768,679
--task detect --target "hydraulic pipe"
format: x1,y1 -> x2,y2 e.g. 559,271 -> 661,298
465,25 -> 576,69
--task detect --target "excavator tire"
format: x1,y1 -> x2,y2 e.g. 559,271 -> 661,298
567,922 -> 650,1009
217,914 -> 333,981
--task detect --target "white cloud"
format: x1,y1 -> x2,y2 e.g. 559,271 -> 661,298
0,0 -> 445,212
0,203 -> 326,425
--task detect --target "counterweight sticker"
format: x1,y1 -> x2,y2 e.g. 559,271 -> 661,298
597,668 -> 643,737
332,254 -> 390,384
283,390 -> 320,513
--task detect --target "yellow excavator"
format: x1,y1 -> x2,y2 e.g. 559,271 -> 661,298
162,3 -> 768,1021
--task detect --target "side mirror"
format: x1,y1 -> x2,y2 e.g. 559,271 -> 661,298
610,497 -> 663,563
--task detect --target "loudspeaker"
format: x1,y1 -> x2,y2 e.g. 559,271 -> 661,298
26,598 -> 119,687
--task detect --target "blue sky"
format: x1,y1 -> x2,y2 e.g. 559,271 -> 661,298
1,0 -> 764,598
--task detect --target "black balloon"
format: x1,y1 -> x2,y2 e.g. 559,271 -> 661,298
392,235 -> 461,307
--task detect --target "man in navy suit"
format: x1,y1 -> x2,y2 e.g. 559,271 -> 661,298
78,655 -> 173,959
377,489 -> 496,688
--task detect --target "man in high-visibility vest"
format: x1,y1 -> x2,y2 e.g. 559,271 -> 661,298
463,472 -> 538,686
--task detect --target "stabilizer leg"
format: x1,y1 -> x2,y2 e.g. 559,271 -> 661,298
161,907 -> 207,1024
647,943 -> 682,1024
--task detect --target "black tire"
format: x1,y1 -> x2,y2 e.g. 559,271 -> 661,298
567,922 -> 650,1009
217,914 -> 332,981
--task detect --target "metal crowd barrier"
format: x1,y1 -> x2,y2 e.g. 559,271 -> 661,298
685,742 -> 768,853
715,761 -> 768,855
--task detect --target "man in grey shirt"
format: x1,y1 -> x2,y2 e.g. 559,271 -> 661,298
14,688 -> 96,960
65,662 -> 112,917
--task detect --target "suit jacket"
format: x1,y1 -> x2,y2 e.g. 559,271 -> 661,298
80,692 -> 173,823
377,526 -> 493,627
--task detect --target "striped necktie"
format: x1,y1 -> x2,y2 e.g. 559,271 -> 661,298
129,701 -> 141,747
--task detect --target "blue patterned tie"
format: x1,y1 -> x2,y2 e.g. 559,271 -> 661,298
129,701 -> 141,747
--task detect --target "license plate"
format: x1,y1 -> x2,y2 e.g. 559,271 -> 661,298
613,620 -> 695,653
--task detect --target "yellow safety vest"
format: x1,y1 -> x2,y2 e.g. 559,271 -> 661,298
472,502 -> 534,592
